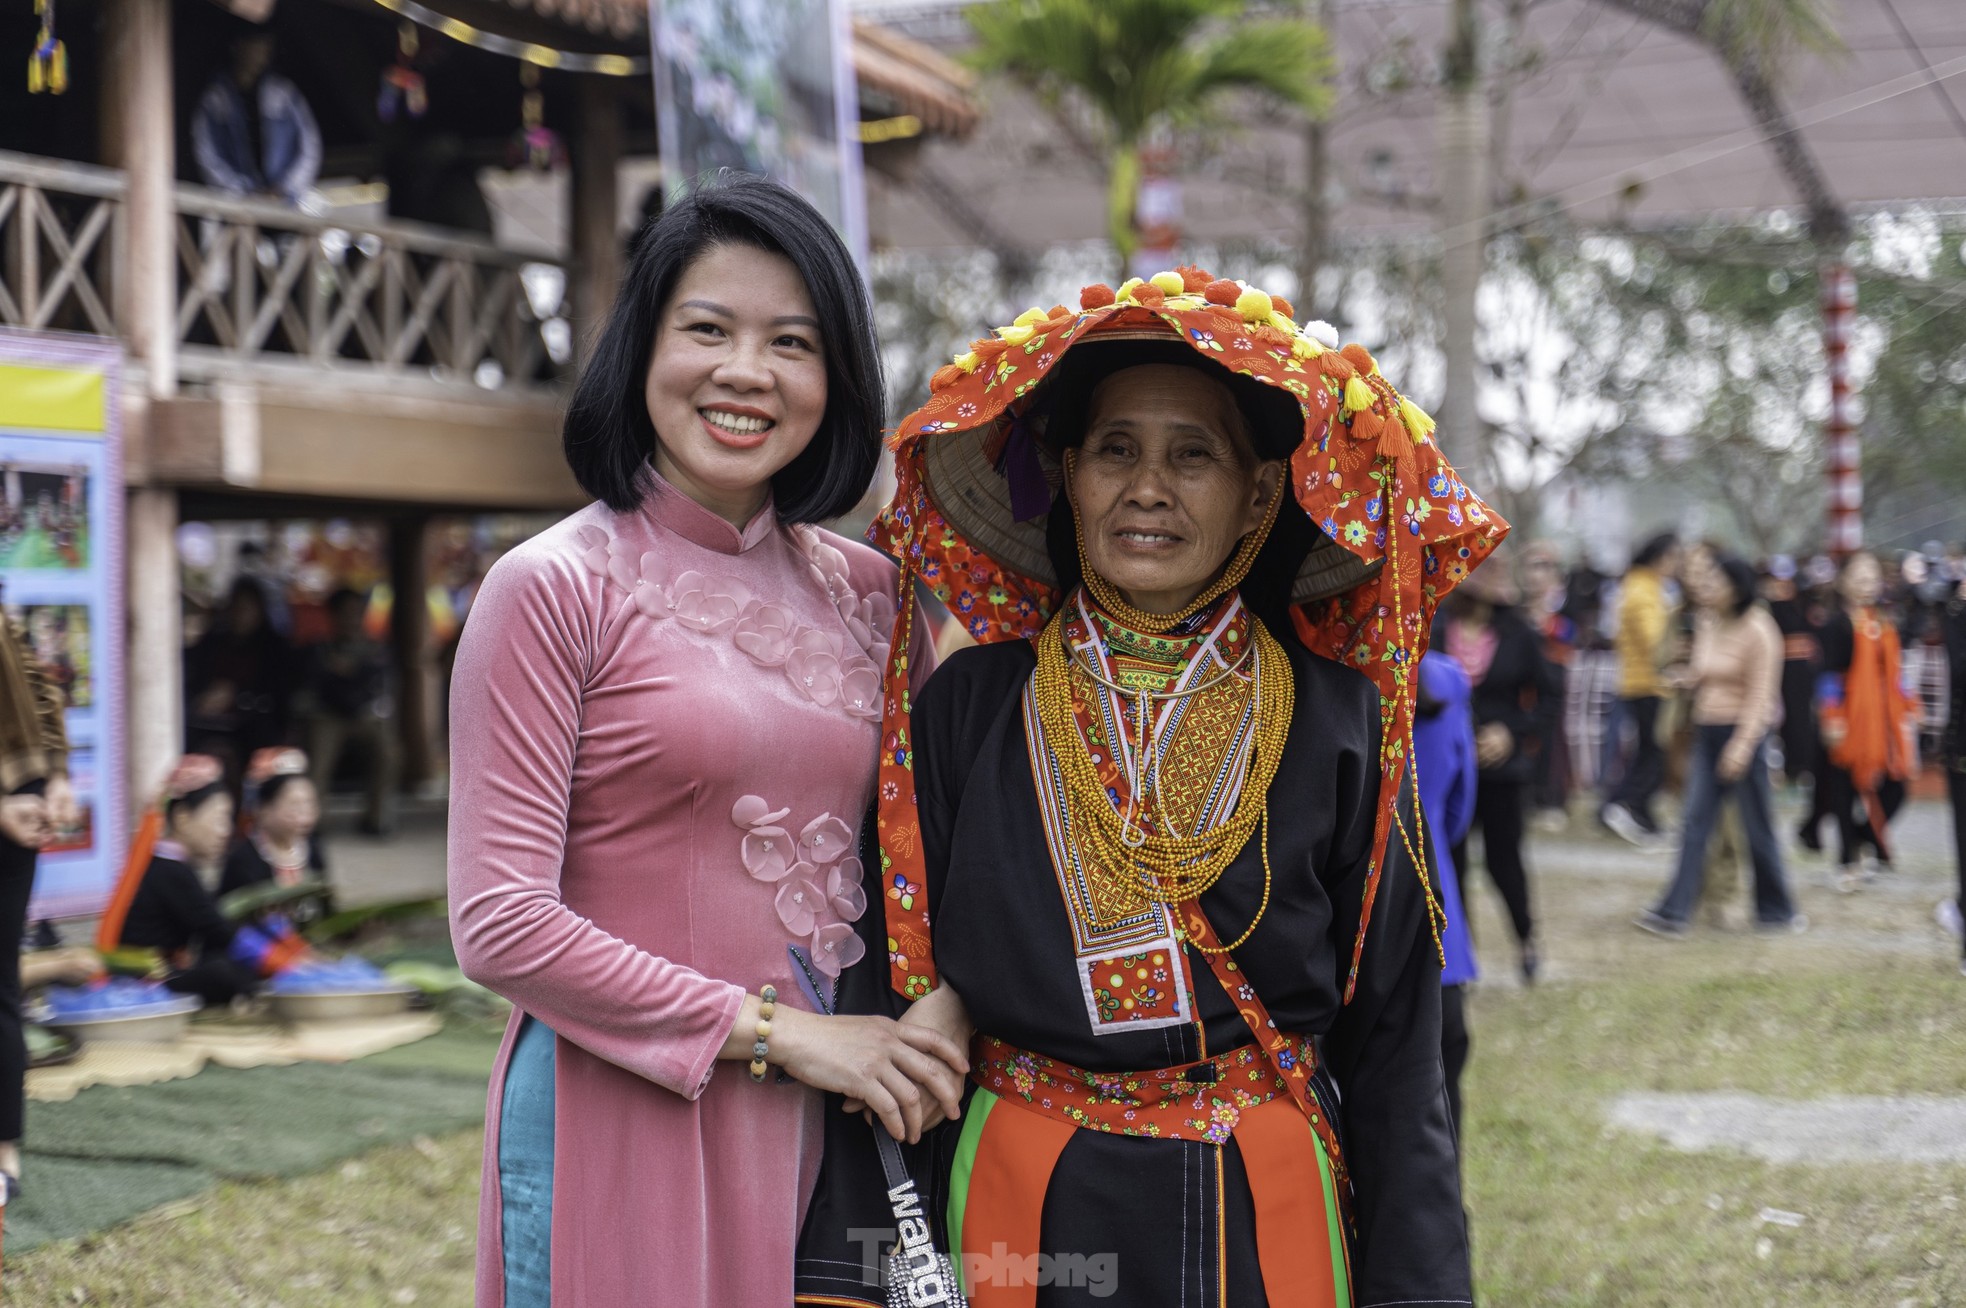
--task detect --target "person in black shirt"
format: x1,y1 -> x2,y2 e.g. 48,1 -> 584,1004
1440,559 -> 1560,983
113,756 -> 261,1005
220,747 -> 329,916
1940,582 -> 1966,976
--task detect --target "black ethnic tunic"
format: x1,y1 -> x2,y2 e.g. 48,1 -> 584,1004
795,626 -> 1471,1308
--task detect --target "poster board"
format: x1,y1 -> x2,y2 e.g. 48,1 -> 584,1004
650,0 -> 868,261
0,331 -> 126,919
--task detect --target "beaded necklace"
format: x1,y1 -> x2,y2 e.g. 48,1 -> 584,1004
1032,590 -> 1292,952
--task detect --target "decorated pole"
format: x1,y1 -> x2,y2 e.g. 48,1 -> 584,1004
1821,262 -> 1860,557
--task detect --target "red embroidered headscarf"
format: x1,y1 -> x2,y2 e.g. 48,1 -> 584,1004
869,267 -> 1509,1003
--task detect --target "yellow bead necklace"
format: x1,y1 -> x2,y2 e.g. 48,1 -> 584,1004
1032,603 -> 1294,952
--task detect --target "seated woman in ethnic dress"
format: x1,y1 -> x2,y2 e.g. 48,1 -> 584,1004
222,751 -> 334,924
104,755 -> 294,1004
797,270 -> 1502,1308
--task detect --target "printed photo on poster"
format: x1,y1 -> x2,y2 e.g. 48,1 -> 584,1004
0,462 -> 89,570
5,602 -> 92,709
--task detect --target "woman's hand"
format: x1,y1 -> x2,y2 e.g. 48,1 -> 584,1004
1475,722 -> 1514,769
742,1003 -> 968,1144
0,794 -> 49,849
846,984 -> 975,1133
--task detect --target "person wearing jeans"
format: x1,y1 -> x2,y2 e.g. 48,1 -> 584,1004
1603,531 -> 1680,846
1939,581 -> 1966,975
1638,551 -> 1801,935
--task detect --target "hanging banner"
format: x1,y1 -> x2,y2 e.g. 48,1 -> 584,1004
0,331 -> 126,919
649,0 -> 868,261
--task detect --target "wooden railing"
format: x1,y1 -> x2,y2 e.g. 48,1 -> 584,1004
0,151 -> 123,338
0,150 -> 566,392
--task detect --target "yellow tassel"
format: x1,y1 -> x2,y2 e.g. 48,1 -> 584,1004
1398,397 -> 1436,439
1116,277 -> 1145,303
1149,270 -> 1186,296
954,350 -> 980,373
1343,376 -> 1377,413
997,324 -> 1036,346
1013,306 -> 1048,329
1268,311 -> 1297,336
1290,335 -> 1319,360
1235,287 -> 1273,321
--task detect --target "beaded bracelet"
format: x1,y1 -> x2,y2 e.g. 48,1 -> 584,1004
748,985 -> 777,1083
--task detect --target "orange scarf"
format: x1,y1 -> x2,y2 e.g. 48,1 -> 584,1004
1829,609 -> 1914,792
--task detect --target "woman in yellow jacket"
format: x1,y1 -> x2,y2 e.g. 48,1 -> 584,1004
1602,532 -> 1681,846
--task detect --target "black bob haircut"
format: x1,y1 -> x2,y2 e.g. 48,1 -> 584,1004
1713,552 -> 1760,617
167,780 -> 230,824
1632,530 -> 1679,569
562,173 -> 884,522
256,771 -> 310,810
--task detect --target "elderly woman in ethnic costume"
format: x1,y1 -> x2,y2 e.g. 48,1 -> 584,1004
796,268 -> 1503,1308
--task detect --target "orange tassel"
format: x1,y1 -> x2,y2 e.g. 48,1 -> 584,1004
1377,415 -> 1415,468
930,364 -> 963,391
1047,304 -> 1072,322
1134,283 -> 1166,307
1271,295 -> 1295,319
1081,284 -> 1116,309
1317,353 -> 1357,382
1349,407 -> 1386,446
1341,343 -> 1377,374
1204,278 -> 1241,306
1177,264 -> 1215,293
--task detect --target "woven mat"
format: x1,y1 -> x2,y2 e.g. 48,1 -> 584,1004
26,1012 -> 444,1103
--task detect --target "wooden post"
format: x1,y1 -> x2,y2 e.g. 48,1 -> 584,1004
101,0 -> 177,399
388,515 -> 433,794
571,75 -> 623,361
104,0 -> 183,815
126,489 -> 182,801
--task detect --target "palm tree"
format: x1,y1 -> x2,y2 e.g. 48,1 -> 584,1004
1594,0 -> 1852,546
967,0 -> 1332,278
1595,0 -> 1845,241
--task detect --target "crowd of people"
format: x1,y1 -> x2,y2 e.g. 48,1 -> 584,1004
1422,530 -> 1966,978
184,577 -> 397,836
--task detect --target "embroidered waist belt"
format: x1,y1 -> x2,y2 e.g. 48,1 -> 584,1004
971,1032 -> 1309,1142
953,1034 -> 1352,1308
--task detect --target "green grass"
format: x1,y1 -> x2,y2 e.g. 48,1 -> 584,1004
7,1130 -> 481,1306
9,806 -> 1965,1305
1460,805 -> 1966,1306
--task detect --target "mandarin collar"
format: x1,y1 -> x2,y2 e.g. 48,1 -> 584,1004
640,467 -> 779,556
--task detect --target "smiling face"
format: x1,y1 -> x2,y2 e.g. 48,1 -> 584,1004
1066,363 -> 1283,616
643,243 -> 829,527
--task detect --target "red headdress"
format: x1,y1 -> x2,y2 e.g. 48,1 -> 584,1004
870,267 -> 1508,1002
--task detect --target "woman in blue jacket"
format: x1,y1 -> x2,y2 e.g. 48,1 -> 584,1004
1416,650 -> 1480,1145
